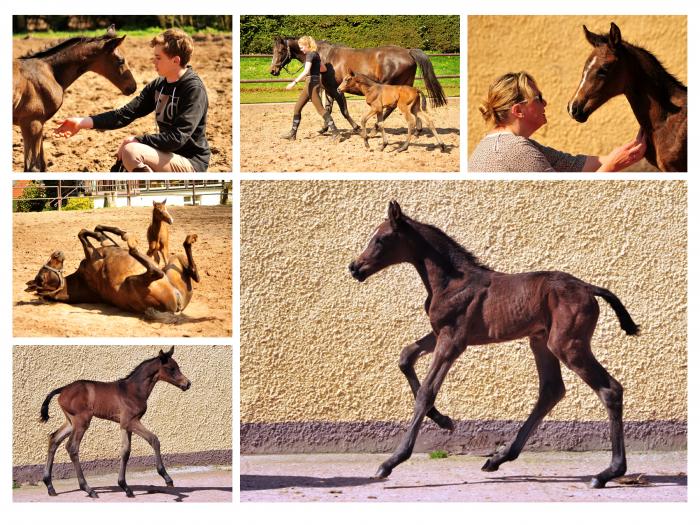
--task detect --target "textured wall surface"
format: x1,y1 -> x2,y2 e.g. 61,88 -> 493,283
467,16 -> 687,166
241,180 -> 686,451
13,345 -> 232,469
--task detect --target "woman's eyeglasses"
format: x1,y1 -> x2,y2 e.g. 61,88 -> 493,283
515,94 -> 545,105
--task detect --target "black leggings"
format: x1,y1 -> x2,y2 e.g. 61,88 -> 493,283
292,76 -> 326,120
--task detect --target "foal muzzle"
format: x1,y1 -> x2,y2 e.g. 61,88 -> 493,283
348,261 -> 367,282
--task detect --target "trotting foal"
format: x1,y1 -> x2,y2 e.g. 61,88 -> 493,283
349,202 -> 638,488
338,71 -> 446,153
146,199 -> 173,267
41,346 -> 191,498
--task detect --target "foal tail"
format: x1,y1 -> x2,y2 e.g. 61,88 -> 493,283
591,286 -> 640,335
408,49 -> 447,109
418,90 -> 427,112
40,387 -> 63,422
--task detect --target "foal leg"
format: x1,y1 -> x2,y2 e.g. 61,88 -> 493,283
96,225 -> 165,282
65,417 -> 97,498
117,429 -> 134,497
376,335 -> 462,478
43,419 -> 72,496
482,333 -> 565,472
398,332 -> 454,430
130,420 -> 174,487
417,110 -> 446,152
395,106 -> 415,153
556,339 -> 626,488
183,234 -> 200,282
21,120 -> 44,172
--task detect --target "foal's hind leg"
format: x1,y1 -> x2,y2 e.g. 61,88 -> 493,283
482,333 -> 565,472
416,110 -> 446,152
43,419 -> 72,496
65,416 -> 98,498
117,429 -> 134,497
398,332 -> 454,430
394,106 -> 415,153
96,225 -> 165,282
549,330 -> 627,489
130,420 -> 174,487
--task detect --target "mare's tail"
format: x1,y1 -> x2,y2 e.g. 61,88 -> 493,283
590,286 -> 639,335
40,388 -> 63,422
144,307 -> 182,325
408,49 -> 447,109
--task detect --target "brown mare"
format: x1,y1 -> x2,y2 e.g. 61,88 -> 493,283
568,22 -> 687,171
13,25 -> 137,172
147,199 -> 173,267
25,225 -> 200,322
270,37 -> 447,133
349,202 -> 638,489
338,72 -> 445,153
41,346 -> 191,498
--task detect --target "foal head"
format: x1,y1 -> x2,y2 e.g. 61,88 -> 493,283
568,22 -> 630,123
153,199 -> 173,225
86,25 -> 137,96
349,201 -> 417,282
25,251 -> 65,296
154,347 -> 191,391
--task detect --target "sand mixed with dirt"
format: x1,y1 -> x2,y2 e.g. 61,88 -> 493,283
13,205 -> 232,337
13,35 -> 232,172
240,97 -> 460,172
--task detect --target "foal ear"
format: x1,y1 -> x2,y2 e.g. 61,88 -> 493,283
104,35 -> 127,53
608,22 -> 622,50
161,198 -> 167,205
583,25 -> 605,47
106,24 -> 117,37
388,200 -> 404,228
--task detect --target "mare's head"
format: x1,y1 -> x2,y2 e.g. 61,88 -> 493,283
155,346 -> 191,391
88,25 -> 137,96
568,22 -> 630,122
270,36 -> 294,76
153,199 -> 173,225
349,201 -> 419,282
25,251 -> 66,297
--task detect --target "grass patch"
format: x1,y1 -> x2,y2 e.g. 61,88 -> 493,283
241,55 -> 459,104
428,450 -> 449,459
13,481 -> 21,489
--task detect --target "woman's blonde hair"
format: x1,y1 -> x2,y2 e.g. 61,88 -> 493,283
298,36 -> 318,52
479,71 -> 538,125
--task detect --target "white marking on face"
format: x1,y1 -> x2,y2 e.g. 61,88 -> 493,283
569,56 -> 597,116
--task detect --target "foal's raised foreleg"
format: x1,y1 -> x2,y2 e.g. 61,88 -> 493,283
43,419 -> 72,496
482,333 -> 565,472
130,420 -> 174,487
398,332 -> 454,430
360,107 -> 378,149
117,429 -> 134,497
376,334 -> 463,478
183,234 -> 200,283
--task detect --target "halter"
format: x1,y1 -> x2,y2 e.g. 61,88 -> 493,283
274,39 -> 304,76
37,264 -> 65,298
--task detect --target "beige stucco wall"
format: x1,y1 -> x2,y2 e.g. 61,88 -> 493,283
13,345 -> 232,467
467,16 -> 687,165
241,180 -> 686,425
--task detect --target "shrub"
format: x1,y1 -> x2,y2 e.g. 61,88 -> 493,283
62,196 -> 93,211
15,182 -> 47,212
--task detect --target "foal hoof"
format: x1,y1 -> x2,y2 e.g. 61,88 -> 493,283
481,458 -> 500,472
372,465 -> 392,479
435,414 -> 455,431
47,488 -> 57,497
589,477 -> 606,489
125,489 -> 135,498
185,234 -> 198,244
88,490 -> 99,499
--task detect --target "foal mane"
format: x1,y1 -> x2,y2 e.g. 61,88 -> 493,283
121,356 -> 160,381
405,216 -> 492,272
621,40 -> 687,94
20,34 -> 111,59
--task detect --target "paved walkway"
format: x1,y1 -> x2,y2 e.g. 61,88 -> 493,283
240,451 -> 686,502
14,465 -> 232,502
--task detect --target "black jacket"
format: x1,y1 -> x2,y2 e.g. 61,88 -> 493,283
91,66 -> 210,171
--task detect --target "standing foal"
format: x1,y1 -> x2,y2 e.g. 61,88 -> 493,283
146,199 -> 173,267
41,346 -> 191,498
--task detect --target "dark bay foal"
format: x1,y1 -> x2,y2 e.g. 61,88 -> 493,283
41,346 -> 191,498
349,202 -> 638,488
147,199 -> 173,267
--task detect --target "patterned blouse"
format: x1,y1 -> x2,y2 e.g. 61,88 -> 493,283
469,132 -> 587,172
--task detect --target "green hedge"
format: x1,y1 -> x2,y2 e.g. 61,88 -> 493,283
240,15 -> 460,54
62,197 -> 93,211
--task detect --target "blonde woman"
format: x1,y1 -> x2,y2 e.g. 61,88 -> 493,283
281,35 -> 339,141
469,71 -> 645,172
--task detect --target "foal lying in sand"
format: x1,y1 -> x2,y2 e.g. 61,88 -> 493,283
338,71 -> 446,153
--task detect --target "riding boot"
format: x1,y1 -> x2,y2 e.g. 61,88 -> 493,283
324,113 -> 341,142
281,116 -> 301,140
